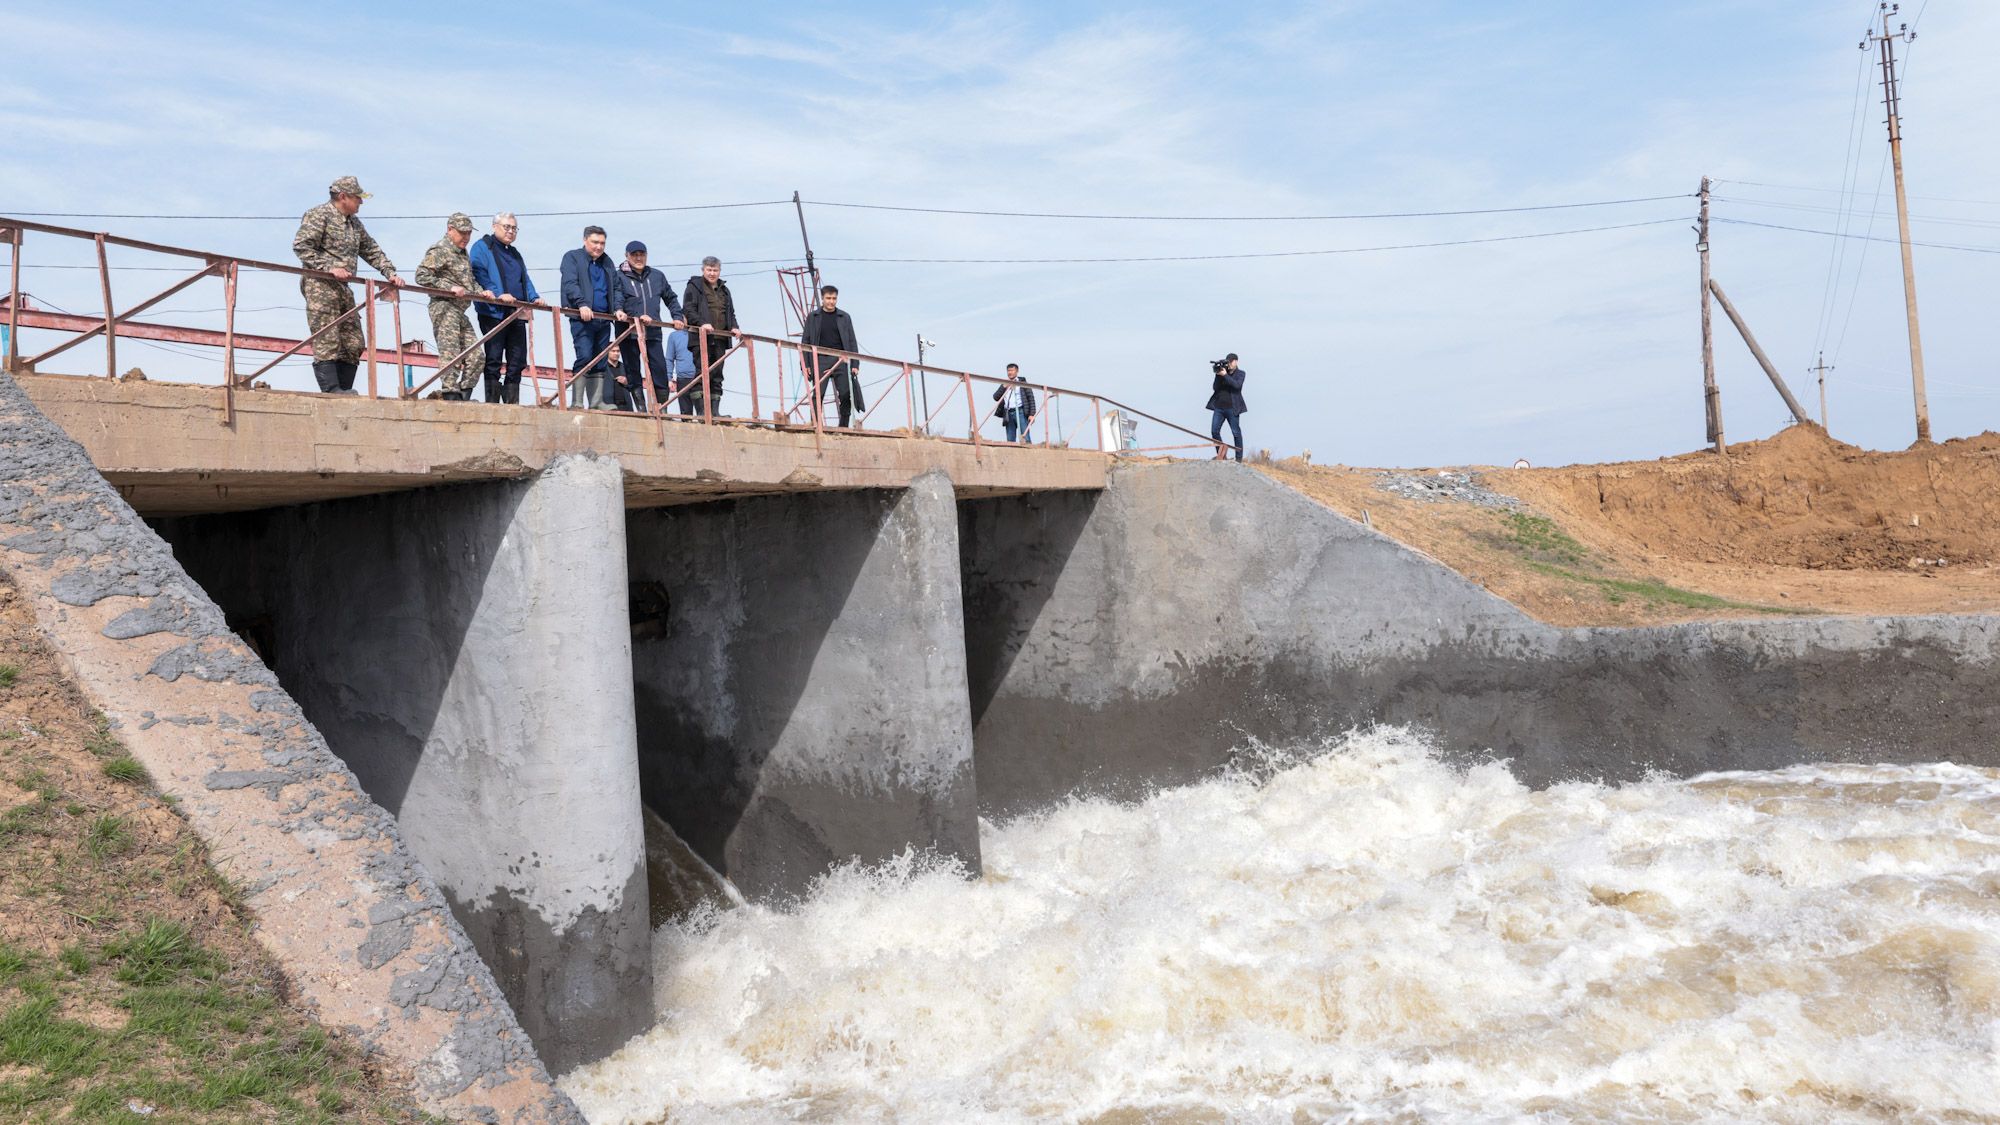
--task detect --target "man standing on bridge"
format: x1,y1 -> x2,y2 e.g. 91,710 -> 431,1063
292,176 -> 399,394
681,256 -> 740,417
801,285 -> 863,427
469,212 -> 539,404
414,213 -> 493,401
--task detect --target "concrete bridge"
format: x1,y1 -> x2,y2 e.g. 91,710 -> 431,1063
7,353 -> 1999,1121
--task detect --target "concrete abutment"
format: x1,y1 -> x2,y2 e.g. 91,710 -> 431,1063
154,455 -> 652,1075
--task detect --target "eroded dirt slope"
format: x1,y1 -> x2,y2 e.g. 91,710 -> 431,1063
1257,425 -> 2000,626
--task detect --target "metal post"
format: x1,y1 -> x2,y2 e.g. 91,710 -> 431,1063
5,226 -> 20,374
903,362 -> 915,433
391,300 -> 405,398
95,234 -> 114,378
1697,176 -> 1723,453
221,260 -> 237,426
364,280 -> 378,397
1868,6 -> 1929,442
963,373 -> 981,457
552,308 -> 568,409
746,337 -> 760,422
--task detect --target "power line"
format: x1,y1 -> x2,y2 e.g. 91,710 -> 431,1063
803,194 -> 1691,222
1,193 -> 1691,225
815,217 -> 1686,264
1713,215 -> 2000,254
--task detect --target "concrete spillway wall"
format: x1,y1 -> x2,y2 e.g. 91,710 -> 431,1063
960,461 -> 2000,816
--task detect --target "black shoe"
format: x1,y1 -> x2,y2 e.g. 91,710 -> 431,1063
312,361 -> 340,393
335,361 -> 359,391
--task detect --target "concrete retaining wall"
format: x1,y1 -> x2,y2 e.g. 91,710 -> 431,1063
960,462 -> 2000,817
153,458 -> 651,1076
626,471 -> 981,902
0,373 -> 583,1120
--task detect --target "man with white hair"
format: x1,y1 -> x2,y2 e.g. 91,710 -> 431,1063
469,211 -> 539,403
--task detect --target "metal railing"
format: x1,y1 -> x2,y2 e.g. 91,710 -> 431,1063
0,215 -> 1226,457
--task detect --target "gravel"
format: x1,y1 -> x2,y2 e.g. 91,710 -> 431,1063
1372,469 -> 1521,510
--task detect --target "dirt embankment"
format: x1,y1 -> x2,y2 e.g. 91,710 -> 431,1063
0,580 -> 427,1121
1258,425 -> 2000,627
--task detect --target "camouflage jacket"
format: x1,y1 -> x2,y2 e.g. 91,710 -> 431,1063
415,237 -> 477,308
292,201 -> 395,277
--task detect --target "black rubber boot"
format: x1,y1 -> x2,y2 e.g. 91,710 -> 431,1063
312,361 -> 340,393
335,362 -> 359,393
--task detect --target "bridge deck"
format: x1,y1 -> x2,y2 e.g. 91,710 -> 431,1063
17,374 -> 1108,516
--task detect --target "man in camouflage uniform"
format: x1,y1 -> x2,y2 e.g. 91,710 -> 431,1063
291,175 -> 399,394
414,213 -> 492,400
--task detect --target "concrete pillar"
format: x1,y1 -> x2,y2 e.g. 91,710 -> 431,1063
625,470 -> 980,901
153,455 -> 649,1075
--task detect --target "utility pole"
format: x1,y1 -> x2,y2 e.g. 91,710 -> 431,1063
915,335 -> 935,434
1810,351 -> 1833,431
1697,176 -> 1723,453
791,191 -> 819,291
1864,4 -> 1930,443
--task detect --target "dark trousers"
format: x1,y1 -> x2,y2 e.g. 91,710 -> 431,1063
568,317 -> 613,408
615,326 -> 669,413
478,313 -> 528,403
688,331 -> 727,415
1004,407 -> 1033,443
811,355 -> 862,427
1211,408 -> 1243,460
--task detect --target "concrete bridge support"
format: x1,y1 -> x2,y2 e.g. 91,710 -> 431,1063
153,455 -> 650,1075
626,470 -> 982,902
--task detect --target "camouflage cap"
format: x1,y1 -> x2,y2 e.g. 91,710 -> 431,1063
328,175 -> 371,198
447,212 -> 474,233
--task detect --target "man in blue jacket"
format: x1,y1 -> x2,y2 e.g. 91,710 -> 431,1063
611,241 -> 685,413
469,212 -> 540,404
558,225 -> 621,408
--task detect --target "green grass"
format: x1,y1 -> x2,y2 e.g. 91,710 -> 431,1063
0,664 -> 20,688
1499,512 -> 1590,566
82,713 -> 121,759
100,756 -> 146,784
84,815 -> 132,861
104,920 -> 224,987
1524,561 -> 1807,615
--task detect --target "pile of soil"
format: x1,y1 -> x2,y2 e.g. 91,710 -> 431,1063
1491,426 -> 2000,572
1256,425 -> 2000,627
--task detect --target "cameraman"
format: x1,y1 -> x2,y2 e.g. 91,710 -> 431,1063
1205,353 -> 1247,461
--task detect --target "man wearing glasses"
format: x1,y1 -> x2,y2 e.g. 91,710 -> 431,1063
469,212 -> 539,404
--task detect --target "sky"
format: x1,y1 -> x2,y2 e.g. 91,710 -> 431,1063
1,0 -> 1995,467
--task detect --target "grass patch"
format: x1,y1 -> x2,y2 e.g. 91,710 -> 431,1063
104,920 -> 224,987
1524,561 -> 1808,615
0,941 -> 28,978
0,664 -> 20,688
1499,512 -> 1590,566
81,712 -> 121,759
100,756 -> 146,784
84,814 -> 132,860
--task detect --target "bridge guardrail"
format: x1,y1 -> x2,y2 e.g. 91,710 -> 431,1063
0,216 -> 1224,458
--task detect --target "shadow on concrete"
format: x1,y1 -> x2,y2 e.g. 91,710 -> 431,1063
625,494 -> 878,898
957,492 -> 1098,728
151,481 -> 521,816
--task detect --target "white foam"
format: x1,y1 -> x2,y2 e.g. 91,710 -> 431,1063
562,728 -> 2000,1123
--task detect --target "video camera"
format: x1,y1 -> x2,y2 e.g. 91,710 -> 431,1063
1210,357 -> 1231,374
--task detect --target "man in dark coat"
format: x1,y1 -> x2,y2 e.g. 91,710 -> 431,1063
801,285 -> 865,427
1206,353 -> 1247,461
681,256 -> 739,416
992,364 -> 1038,443
558,225 -> 621,408
611,241 -> 685,413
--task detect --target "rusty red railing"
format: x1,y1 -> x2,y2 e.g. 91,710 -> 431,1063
0,215 -> 1226,457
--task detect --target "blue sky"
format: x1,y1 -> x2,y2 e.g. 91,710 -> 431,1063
2,1 -> 1995,465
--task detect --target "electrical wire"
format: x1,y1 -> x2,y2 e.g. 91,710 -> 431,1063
1713,216 -> 2000,255
802,194 -> 1692,222
814,217 -> 1686,264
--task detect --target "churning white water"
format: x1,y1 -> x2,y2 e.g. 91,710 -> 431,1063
561,729 -> 2000,1123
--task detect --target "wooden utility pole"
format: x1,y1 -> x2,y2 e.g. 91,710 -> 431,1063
1697,176 -> 1723,453
1810,351 -> 1833,430
1708,279 -> 1814,426
1864,4 -> 1930,443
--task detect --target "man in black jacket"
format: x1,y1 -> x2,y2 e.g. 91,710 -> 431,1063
611,242 -> 685,413
992,364 -> 1038,443
1206,353 -> 1247,461
681,256 -> 739,416
801,285 -> 865,427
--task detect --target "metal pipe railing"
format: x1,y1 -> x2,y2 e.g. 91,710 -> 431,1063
0,213 -> 1227,456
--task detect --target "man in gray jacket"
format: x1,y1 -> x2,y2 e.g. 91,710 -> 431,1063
800,285 -> 865,427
